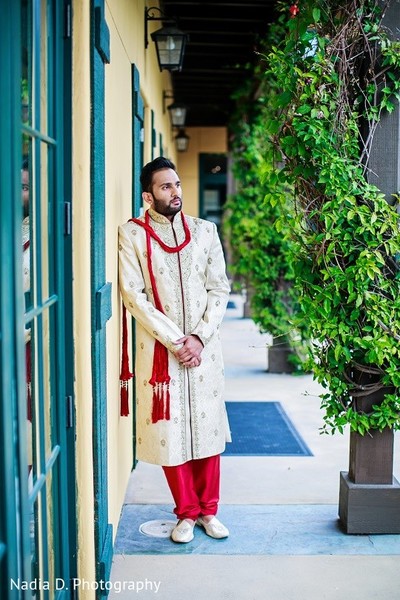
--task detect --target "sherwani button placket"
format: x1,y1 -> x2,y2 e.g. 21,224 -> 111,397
171,220 -> 195,460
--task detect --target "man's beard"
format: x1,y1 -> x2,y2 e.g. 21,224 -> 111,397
152,196 -> 182,217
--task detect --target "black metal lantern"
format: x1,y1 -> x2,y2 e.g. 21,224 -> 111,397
145,7 -> 188,72
167,102 -> 187,127
151,25 -> 187,72
175,129 -> 190,152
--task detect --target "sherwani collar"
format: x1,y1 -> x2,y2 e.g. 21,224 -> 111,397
148,207 -> 181,225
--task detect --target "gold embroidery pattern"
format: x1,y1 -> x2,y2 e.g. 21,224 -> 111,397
188,369 -> 200,457
178,365 -> 187,461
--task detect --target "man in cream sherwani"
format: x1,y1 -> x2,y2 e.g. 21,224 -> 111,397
118,157 -> 231,543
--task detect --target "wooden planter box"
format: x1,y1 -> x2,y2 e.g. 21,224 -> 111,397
338,370 -> 400,533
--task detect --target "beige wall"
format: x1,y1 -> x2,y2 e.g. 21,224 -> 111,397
104,0 -> 135,540
176,127 -> 228,217
72,0 -> 96,597
103,0 -> 182,537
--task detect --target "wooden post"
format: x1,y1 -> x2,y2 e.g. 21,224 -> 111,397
243,282 -> 254,318
339,1 -> 400,533
339,375 -> 400,533
268,336 -> 294,374
366,0 -> 400,204
348,376 -> 394,485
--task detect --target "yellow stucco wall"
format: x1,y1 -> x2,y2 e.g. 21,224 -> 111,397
176,127 -> 228,217
104,0 -> 135,539
104,0 -> 178,536
72,0 -> 96,596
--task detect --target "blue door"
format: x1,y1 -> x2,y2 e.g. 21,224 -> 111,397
90,1 -> 113,592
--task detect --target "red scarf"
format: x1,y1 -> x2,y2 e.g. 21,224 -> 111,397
120,211 -> 191,421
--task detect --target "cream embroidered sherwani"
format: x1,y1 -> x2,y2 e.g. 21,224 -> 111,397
118,208 -> 231,466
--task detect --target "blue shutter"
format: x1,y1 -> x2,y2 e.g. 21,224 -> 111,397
91,0 -> 113,592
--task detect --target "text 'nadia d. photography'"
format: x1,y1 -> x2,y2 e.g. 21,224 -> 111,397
9,578 -> 162,594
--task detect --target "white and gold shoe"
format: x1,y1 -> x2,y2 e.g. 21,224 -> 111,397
196,516 -> 229,539
171,519 -> 195,543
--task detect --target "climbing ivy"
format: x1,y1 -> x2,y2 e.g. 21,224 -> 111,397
225,18 -> 309,369
267,0 -> 400,433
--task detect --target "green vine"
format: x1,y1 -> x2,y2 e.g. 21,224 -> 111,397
267,0 -> 400,433
225,19 -> 308,369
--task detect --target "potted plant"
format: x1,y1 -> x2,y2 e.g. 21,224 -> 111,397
266,0 -> 400,532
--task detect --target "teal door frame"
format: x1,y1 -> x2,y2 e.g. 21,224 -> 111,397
151,109 -> 157,160
62,0 -> 78,587
0,1 -> 31,592
130,64 -> 144,466
199,153 -> 227,230
0,0 -> 76,597
90,1 -> 113,594
132,65 -> 144,218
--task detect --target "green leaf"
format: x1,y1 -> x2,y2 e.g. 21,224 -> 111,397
266,119 -> 280,135
277,91 -> 293,107
297,105 -> 311,115
312,8 -> 321,23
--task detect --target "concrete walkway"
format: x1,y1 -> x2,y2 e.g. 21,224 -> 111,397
109,295 -> 400,600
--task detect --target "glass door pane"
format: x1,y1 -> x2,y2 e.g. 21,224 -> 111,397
20,0 -> 71,595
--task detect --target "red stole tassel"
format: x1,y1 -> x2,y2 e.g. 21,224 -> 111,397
120,385 -> 129,417
149,340 -> 171,423
120,304 -> 133,416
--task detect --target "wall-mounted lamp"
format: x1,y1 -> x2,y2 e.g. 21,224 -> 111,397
168,102 -> 187,128
145,6 -> 188,72
163,92 -> 187,127
163,91 -> 174,111
175,129 -> 190,153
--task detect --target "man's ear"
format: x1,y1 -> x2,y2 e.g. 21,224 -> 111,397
142,191 -> 153,206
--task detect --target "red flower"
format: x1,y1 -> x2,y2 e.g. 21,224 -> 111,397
289,3 -> 299,17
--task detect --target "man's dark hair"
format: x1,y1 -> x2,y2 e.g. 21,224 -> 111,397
140,157 -> 177,193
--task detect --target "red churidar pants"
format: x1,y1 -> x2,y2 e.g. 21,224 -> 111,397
162,454 -> 220,520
